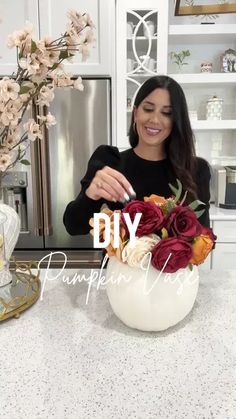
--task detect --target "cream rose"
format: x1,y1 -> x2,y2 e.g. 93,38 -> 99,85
122,234 -> 160,268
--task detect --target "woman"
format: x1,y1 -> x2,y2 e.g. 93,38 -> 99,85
63,75 -> 211,235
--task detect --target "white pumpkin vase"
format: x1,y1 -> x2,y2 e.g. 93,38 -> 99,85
106,256 -> 199,332
0,204 -> 21,287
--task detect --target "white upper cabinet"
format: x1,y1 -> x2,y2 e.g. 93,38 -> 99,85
0,0 -> 39,75
38,0 -> 114,76
116,0 -> 169,149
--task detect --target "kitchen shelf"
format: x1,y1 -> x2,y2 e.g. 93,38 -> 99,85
127,37 -> 158,53
169,24 -> 236,44
127,36 -> 157,40
127,73 -> 236,82
126,116 -> 236,130
191,120 -> 236,130
169,73 -> 236,84
127,72 -> 156,78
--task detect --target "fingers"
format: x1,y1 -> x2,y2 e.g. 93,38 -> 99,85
87,166 -> 136,202
95,166 -> 136,202
95,173 -> 127,202
95,185 -> 118,202
104,166 -> 135,197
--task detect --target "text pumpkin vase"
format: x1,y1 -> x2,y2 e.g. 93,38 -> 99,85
106,256 -> 199,332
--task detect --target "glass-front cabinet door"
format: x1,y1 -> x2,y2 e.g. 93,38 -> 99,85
116,0 -> 169,149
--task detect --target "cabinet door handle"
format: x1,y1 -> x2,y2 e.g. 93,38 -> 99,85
39,105 -> 53,236
30,105 -> 44,236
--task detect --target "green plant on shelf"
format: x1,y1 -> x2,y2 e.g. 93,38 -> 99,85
169,50 -> 191,71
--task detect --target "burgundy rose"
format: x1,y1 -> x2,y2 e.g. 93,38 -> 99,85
164,205 -> 202,241
121,200 -> 164,237
151,237 -> 193,273
200,226 -> 217,249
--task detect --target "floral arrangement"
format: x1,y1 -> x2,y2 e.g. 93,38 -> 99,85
89,181 -> 216,273
0,10 -> 94,175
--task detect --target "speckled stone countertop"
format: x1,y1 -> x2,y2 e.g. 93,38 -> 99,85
1,268 -> 236,419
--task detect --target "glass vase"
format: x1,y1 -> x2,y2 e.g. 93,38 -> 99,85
0,182 -> 21,287
0,210 -> 12,287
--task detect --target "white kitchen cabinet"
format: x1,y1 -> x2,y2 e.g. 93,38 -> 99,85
213,220 -> 236,243
0,0 -> 39,75
211,243 -> 236,269
211,220 -> 236,269
116,0 -> 169,149
38,0 -> 114,76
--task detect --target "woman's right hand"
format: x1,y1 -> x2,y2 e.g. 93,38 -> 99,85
85,166 -> 136,203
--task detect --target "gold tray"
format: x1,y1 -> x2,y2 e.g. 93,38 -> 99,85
0,261 -> 41,321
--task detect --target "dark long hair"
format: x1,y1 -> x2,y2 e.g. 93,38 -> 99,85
129,75 -> 198,201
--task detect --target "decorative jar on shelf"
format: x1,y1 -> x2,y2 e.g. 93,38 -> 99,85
200,62 -> 213,73
206,95 -> 223,120
127,21 -> 136,37
221,48 -> 236,73
143,20 -> 155,38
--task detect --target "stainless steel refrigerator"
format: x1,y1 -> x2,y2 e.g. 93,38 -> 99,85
5,79 -> 111,263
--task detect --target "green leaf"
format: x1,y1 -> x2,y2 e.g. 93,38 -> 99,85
180,190 -> 188,205
188,199 -> 205,211
169,179 -> 183,204
59,50 -> 69,60
31,40 -> 37,53
19,85 -> 32,94
168,183 -> 178,196
165,199 -> 176,213
188,263 -> 193,271
194,209 -> 206,219
20,159 -> 31,166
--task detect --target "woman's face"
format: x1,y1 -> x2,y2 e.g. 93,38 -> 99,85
134,88 -> 173,149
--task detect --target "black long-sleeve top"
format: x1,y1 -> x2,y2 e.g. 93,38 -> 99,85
63,145 -> 211,235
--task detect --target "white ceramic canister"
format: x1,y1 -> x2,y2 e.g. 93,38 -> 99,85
206,95 -> 223,120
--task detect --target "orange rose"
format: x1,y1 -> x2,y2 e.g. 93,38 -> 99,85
190,234 -> 214,265
144,194 -> 176,215
106,217 -> 127,260
144,194 -> 167,206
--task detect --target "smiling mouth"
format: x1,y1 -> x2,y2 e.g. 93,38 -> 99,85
145,127 -> 161,135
